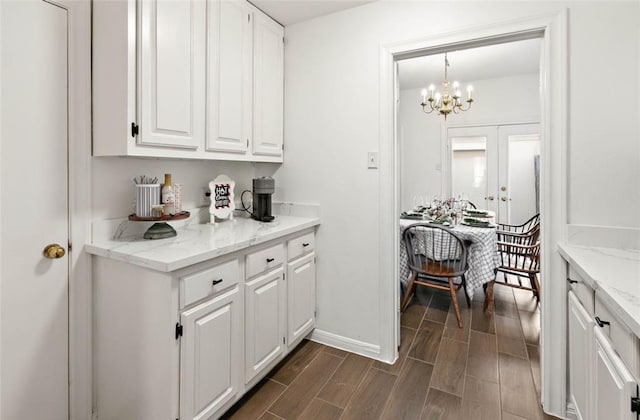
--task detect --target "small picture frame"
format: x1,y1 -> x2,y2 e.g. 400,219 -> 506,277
209,174 -> 235,221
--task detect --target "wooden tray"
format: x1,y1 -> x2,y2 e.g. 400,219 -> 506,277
128,211 -> 190,222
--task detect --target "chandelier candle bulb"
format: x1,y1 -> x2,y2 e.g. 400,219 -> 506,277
421,89 -> 427,104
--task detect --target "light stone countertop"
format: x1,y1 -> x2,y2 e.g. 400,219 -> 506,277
558,243 -> 640,337
86,214 -> 320,273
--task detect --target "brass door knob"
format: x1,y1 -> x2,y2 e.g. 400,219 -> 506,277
43,244 -> 65,259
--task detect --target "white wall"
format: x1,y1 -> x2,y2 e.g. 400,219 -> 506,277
276,1 -> 639,354
92,158 -> 277,220
399,73 -> 540,210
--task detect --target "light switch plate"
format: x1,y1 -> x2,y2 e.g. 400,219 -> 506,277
368,151 -> 378,169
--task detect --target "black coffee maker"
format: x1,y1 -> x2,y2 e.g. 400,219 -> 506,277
251,177 -> 275,222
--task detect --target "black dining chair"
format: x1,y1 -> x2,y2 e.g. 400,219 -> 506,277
401,224 -> 470,328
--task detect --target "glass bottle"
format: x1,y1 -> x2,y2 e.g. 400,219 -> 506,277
161,173 -> 175,215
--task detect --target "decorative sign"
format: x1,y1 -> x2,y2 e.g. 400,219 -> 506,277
209,174 -> 235,221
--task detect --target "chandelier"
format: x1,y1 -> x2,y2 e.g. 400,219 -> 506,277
420,53 -> 474,119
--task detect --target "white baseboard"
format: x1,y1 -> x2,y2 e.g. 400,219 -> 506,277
309,329 -> 384,361
564,401 -> 578,420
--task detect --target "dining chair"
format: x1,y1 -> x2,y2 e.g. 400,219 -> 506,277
494,223 -> 541,301
401,224 -> 470,328
496,213 -> 540,234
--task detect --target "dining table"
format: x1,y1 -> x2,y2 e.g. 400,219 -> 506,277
399,218 -> 499,300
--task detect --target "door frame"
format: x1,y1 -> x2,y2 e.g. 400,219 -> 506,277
378,10 -> 568,417
64,1 -> 92,418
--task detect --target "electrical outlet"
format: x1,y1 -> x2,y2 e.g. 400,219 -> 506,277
201,186 -> 210,207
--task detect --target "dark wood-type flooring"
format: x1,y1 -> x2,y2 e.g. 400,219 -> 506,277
222,276 -> 559,420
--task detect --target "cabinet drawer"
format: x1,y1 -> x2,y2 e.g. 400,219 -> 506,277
180,259 -> 240,308
595,295 -> 640,378
568,267 -> 594,316
246,243 -> 285,279
288,231 -> 315,261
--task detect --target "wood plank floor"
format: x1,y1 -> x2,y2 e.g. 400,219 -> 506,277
222,276 -> 559,420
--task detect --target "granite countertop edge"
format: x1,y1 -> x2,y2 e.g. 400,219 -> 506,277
86,216 -> 320,273
558,242 -> 640,338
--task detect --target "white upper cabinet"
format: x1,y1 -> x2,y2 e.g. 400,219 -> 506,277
252,12 -> 284,157
93,0 -> 284,162
139,0 -> 206,149
206,0 -> 252,153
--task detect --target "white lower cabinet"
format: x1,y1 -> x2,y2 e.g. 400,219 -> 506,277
287,252 -> 316,348
594,328 -> 638,420
245,266 -> 285,383
93,228 -> 317,420
567,287 -> 640,420
180,285 -> 242,420
568,291 -> 595,420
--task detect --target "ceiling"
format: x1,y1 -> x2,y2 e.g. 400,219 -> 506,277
247,2 -> 540,90
250,0 -> 376,26
398,38 -> 541,90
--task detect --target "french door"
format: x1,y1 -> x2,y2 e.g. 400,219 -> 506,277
447,123 -> 540,224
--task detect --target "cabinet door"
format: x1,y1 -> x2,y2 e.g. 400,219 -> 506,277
180,285 -> 242,420
594,328 -> 638,420
246,267 -> 285,382
139,0 -> 205,149
287,253 -> 316,347
206,0 -> 252,153
568,291 -> 595,420
252,12 -> 283,156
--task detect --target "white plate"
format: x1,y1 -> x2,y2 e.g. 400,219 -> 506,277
461,221 -> 495,228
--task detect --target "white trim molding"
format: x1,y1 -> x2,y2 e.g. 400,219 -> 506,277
379,9 -> 568,417
66,1 -> 92,419
310,329 -> 382,360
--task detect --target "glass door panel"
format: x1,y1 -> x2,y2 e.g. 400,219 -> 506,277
451,137 -> 487,209
447,126 -> 498,213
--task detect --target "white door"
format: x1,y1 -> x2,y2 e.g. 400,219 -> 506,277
245,267 -> 285,382
1,1 -> 69,418
287,253 -> 316,346
568,292 -> 595,420
594,328 -> 638,420
497,124 -> 540,225
139,0 -> 206,149
206,0 -> 252,153
180,286 -> 242,420
448,123 -> 540,223
252,12 -> 283,156
447,126 -> 499,213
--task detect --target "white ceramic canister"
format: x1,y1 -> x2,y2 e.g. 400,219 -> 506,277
135,184 -> 160,217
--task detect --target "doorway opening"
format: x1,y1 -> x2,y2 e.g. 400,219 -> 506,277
378,10 -> 568,417
395,38 -> 545,414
